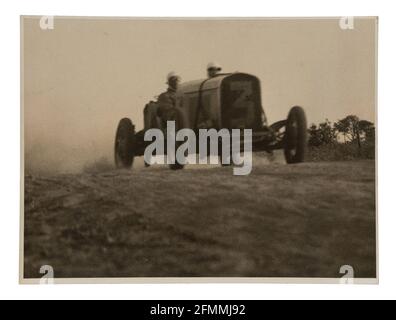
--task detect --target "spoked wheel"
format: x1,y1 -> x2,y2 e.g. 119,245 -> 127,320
114,118 -> 136,169
284,106 -> 307,164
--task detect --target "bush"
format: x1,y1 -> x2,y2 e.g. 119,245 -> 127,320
306,141 -> 375,162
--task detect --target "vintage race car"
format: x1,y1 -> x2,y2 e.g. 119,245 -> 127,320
115,72 -> 307,169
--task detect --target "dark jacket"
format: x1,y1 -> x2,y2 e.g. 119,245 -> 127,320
157,87 -> 177,118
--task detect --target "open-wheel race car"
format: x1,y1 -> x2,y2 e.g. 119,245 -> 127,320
115,72 -> 307,170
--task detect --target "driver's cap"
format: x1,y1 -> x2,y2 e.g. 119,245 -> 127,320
167,71 -> 181,82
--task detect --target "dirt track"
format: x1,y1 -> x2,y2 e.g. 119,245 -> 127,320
24,160 -> 376,279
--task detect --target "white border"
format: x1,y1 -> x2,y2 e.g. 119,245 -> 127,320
0,0 -> 394,300
18,15 -> 379,287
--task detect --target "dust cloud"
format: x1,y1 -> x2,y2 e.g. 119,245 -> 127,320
23,17 -> 376,175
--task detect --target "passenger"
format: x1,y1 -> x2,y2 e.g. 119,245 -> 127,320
207,62 -> 222,78
157,72 -> 181,127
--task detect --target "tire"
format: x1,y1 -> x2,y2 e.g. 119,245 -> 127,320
169,109 -> 185,170
114,118 -> 136,169
170,161 -> 185,170
284,106 -> 307,164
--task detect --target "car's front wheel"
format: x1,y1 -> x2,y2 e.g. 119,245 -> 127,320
115,118 -> 136,169
284,106 -> 307,164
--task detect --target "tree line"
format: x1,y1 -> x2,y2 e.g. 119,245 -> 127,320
308,115 -> 375,148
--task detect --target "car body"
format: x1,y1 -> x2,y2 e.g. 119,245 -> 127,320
115,72 -> 307,169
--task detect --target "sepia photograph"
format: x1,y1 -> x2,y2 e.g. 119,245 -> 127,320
21,16 -> 377,284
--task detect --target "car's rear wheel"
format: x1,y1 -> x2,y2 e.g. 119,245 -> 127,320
115,118 -> 136,169
284,106 -> 307,164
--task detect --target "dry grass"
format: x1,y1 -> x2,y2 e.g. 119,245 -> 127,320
24,160 -> 376,279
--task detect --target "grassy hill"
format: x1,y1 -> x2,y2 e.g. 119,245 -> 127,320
24,160 -> 376,279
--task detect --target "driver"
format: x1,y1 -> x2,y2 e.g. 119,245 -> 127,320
157,71 -> 181,127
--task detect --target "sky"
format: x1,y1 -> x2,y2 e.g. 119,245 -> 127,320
23,17 -> 377,173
